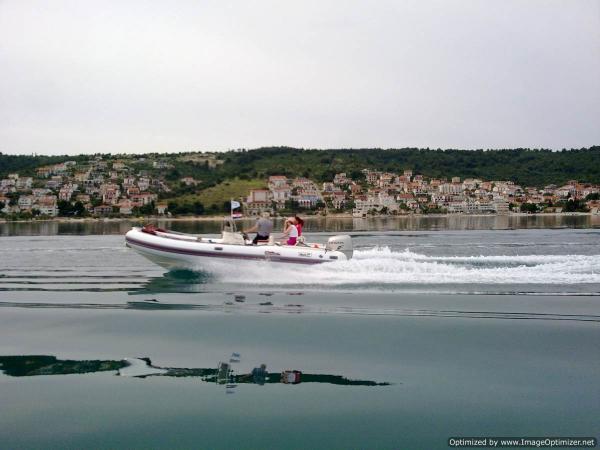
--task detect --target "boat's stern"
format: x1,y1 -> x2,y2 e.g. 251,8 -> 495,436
326,235 -> 353,260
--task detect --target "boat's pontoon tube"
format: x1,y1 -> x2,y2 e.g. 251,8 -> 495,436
326,235 -> 353,259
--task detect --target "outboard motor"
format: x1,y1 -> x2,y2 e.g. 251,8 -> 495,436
326,235 -> 353,260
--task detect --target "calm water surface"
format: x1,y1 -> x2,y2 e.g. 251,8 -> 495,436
1,218 -> 599,449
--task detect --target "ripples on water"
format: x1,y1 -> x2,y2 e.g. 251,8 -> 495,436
1,228 -> 599,321
2,223 -> 600,450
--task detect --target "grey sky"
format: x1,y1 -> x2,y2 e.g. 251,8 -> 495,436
1,0 -> 599,155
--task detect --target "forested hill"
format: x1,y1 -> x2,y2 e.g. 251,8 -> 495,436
0,154 -> 89,178
1,147 -> 599,187
219,147 -> 600,186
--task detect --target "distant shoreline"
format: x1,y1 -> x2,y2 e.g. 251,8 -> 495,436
0,211 -> 596,224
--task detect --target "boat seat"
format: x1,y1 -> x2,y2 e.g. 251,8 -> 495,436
221,231 -> 246,245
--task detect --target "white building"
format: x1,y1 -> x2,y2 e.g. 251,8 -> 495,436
16,177 -> 33,190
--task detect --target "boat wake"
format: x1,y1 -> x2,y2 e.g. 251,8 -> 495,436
3,243 -> 599,295
197,246 -> 600,290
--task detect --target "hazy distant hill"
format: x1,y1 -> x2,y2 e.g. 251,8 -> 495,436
1,147 -> 599,187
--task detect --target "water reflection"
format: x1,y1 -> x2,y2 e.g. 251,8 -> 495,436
131,269 -> 212,295
1,214 -> 598,236
0,355 -> 391,386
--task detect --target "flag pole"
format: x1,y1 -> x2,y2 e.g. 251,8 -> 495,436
230,198 -> 244,231
230,198 -> 235,232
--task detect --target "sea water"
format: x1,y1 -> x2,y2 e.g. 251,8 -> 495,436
0,220 -> 599,449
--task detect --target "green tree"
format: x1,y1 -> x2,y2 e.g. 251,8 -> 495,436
139,201 -> 155,215
7,193 -> 18,206
167,202 -> 178,213
319,169 -> 336,182
73,201 -> 86,216
349,170 -> 365,181
520,203 -> 538,213
58,200 -> 74,216
193,201 -> 204,215
165,169 -> 181,181
563,199 -> 588,212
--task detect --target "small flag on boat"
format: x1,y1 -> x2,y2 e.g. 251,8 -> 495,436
230,200 -> 243,218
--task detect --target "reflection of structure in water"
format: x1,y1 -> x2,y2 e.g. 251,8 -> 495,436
250,363 -> 268,385
0,355 -> 391,386
220,352 -> 242,394
0,355 -> 124,376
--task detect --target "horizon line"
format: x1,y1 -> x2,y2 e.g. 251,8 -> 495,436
2,145 -> 599,158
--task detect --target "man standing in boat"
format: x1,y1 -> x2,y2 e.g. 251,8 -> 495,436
244,212 -> 273,245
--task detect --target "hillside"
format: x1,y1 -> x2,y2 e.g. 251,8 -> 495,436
2,147 -> 600,187
217,147 -> 600,187
166,178 -> 266,212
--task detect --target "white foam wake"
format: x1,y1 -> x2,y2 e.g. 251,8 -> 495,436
201,247 -> 600,287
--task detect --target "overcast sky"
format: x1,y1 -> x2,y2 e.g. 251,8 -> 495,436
1,0 -> 599,155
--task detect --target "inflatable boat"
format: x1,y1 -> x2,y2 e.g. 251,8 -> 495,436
125,223 -> 353,269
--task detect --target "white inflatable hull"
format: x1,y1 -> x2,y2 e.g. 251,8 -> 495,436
125,227 -> 351,269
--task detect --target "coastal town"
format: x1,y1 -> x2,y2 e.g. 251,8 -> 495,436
1,154 -> 599,220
